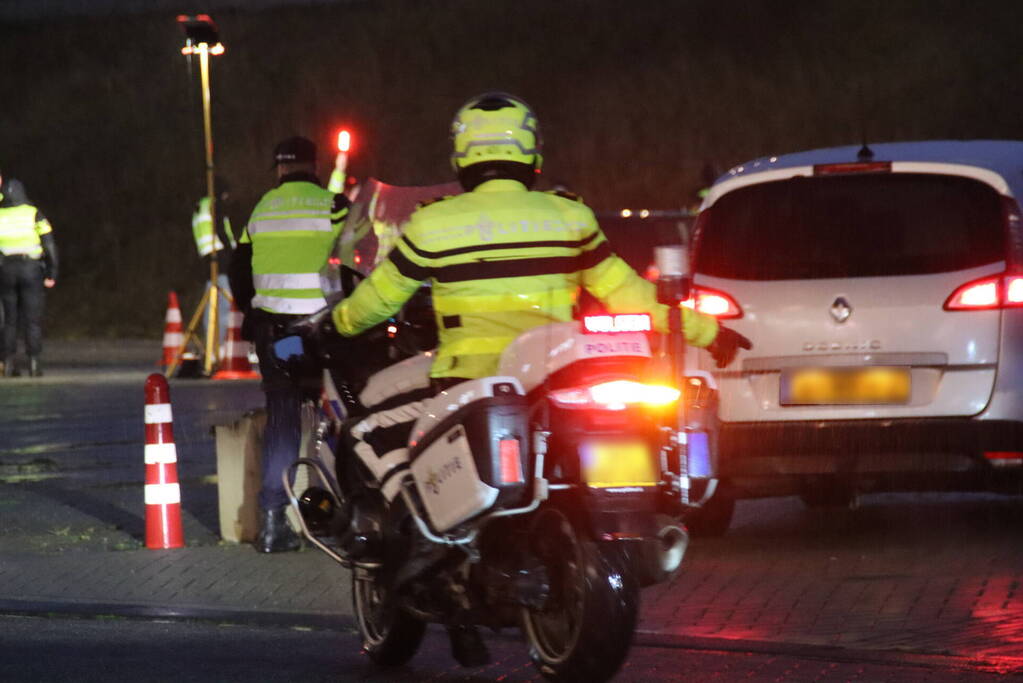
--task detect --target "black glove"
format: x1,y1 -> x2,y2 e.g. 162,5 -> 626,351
706,325 -> 752,368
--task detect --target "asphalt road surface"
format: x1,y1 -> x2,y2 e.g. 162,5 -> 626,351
2,349 -> 1023,680
0,614 -> 1009,683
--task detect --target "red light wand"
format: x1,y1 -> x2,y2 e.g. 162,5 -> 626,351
329,129 -> 351,193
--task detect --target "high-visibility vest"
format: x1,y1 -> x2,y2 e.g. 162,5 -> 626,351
191,196 -> 235,258
0,204 -> 51,259
241,180 -> 348,315
332,179 -> 719,379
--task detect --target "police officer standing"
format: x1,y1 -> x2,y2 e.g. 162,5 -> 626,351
191,177 -> 235,353
229,137 -> 350,552
0,169 -> 58,378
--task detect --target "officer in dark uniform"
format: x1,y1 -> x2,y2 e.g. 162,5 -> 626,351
0,170 -> 58,378
229,138 -> 350,552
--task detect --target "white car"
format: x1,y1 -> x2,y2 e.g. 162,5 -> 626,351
689,140 -> 1023,532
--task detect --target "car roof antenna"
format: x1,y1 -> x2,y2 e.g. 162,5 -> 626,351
857,142 -> 874,162
856,82 -> 874,162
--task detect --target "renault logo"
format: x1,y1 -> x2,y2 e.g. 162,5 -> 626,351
830,297 -> 852,323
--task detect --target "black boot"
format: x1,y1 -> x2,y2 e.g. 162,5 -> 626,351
447,624 -> 490,667
255,507 -> 301,553
28,357 -> 41,378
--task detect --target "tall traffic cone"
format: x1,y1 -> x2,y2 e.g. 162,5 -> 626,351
144,373 -> 184,549
161,291 -> 184,371
212,301 -> 260,380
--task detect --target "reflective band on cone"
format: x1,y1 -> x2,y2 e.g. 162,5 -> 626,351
162,291 -> 185,371
212,301 -> 260,380
144,373 -> 184,549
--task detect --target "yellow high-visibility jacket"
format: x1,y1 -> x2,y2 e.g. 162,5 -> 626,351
332,179 -> 718,379
0,204 -> 52,259
240,175 -> 348,315
191,196 -> 235,258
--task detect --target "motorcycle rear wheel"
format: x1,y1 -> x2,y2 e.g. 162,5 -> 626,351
522,508 -> 639,682
351,567 -> 426,666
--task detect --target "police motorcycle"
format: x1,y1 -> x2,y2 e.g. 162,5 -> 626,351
273,246 -> 721,682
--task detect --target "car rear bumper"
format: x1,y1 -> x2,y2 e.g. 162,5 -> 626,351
719,417 -> 1023,497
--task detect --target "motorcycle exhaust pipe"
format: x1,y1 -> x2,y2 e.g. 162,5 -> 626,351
657,524 -> 689,574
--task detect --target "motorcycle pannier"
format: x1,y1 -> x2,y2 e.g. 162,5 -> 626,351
409,379 -> 532,533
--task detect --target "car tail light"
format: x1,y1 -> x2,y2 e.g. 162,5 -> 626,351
1008,277 -> 1023,304
549,379 -> 680,411
944,273 -> 1023,310
681,286 -> 743,318
813,161 -> 892,175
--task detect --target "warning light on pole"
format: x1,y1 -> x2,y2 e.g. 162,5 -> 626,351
337,130 -> 351,153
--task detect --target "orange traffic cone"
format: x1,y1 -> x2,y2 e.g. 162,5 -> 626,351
144,373 -> 184,549
212,302 -> 260,380
161,291 -> 184,371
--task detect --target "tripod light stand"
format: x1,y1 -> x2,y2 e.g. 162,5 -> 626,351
170,14 -> 228,377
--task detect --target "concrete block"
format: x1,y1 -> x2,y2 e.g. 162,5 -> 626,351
215,410 -> 266,543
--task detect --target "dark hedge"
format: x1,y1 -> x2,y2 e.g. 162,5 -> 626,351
1,0 -> 1021,337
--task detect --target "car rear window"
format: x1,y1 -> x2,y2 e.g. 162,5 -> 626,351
695,173 -> 1005,280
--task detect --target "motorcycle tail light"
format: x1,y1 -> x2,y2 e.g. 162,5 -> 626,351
550,380 -> 680,411
582,313 -> 652,333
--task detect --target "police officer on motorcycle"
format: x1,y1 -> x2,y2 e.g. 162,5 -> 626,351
327,91 -> 751,504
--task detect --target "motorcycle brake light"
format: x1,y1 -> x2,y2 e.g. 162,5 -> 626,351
550,380 -> 680,411
498,439 -> 523,483
582,313 -> 652,333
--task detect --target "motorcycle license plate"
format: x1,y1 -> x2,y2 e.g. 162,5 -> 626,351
582,441 -> 657,488
781,366 -> 911,405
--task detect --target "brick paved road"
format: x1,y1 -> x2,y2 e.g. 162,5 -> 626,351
640,493 -> 1023,668
2,349 -> 1023,676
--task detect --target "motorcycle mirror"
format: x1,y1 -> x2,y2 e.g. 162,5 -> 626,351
272,335 -> 305,362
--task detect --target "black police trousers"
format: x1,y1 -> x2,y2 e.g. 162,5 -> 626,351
0,256 -> 46,360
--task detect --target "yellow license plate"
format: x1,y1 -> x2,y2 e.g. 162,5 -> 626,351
782,366 -> 911,405
582,441 -> 658,488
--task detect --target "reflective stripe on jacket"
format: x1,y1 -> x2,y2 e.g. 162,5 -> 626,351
191,196 -> 235,257
241,180 -> 348,314
332,179 -> 719,379
0,204 -> 51,258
